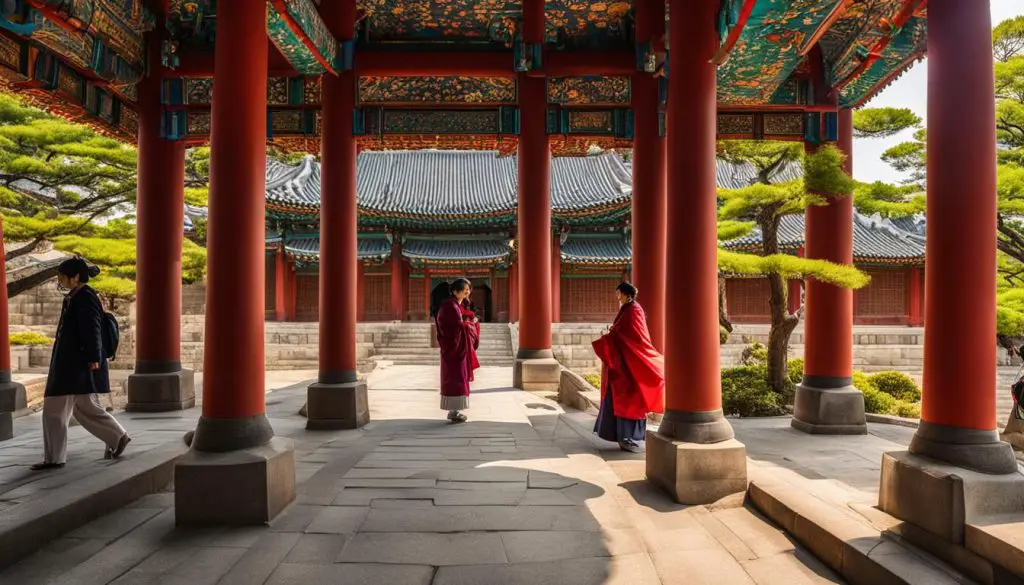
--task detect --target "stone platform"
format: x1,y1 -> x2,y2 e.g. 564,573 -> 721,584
0,369 -> 319,573
1,366 -> 841,585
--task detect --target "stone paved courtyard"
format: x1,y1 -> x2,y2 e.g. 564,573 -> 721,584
0,366 -> 847,585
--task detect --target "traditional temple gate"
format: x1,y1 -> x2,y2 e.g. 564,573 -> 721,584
0,0 -> 1016,553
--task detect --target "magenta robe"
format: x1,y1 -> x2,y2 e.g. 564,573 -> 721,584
437,297 -> 474,398
592,301 -> 665,421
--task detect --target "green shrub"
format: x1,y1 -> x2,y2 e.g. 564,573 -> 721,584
862,386 -> 897,414
720,326 -> 729,345
868,371 -> 921,402
787,358 -> 804,385
721,366 -> 786,417
891,401 -> 921,419
9,331 -> 52,346
741,342 -> 767,366
583,373 -> 601,389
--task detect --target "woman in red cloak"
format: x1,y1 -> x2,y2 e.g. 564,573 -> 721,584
592,282 -> 665,452
460,296 -> 481,381
436,278 -> 477,423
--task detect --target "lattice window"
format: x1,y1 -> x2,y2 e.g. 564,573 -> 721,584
493,276 -> 509,321
264,254 -> 276,318
561,277 -> 619,322
364,274 -> 391,320
408,278 -> 426,320
296,273 -> 319,322
856,268 -> 908,317
725,279 -> 771,321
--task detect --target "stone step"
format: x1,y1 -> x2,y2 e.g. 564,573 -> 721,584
747,472 -> 972,585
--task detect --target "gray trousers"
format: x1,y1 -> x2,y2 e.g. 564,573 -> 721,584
43,395 -> 126,464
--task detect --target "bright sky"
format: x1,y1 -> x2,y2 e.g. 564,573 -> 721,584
853,0 -> 1024,183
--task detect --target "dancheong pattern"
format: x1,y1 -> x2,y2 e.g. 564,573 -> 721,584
359,77 -> 517,104
0,0 -> 932,148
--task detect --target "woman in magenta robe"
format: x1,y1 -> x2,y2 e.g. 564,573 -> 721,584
592,282 -> 665,452
436,278 -> 477,423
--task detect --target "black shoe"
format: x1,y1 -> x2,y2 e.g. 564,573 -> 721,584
30,462 -> 65,471
619,439 -> 644,453
110,434 -> 131,459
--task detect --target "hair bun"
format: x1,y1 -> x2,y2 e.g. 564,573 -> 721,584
87,265 -> 101,278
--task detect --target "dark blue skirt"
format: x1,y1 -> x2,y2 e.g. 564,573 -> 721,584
593,387 -> 646,443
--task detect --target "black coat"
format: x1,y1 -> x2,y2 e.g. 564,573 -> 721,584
44,285 -> 110,397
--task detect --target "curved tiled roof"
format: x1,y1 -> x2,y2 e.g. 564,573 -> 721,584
266,235 -> 393,264
265,151 -> 632,223
721,212 -> 926,263
402,237 -> 512,266
561,235 -> 631,266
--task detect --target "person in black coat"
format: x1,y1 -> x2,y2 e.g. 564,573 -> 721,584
32,258 -> 130,471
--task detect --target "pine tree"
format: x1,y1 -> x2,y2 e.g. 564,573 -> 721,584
717,142 -> 869,394
0,92 -> 207,300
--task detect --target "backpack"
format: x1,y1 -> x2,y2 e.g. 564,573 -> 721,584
102,312 -> 119,360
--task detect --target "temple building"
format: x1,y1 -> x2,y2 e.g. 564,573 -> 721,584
263,152 -> 927,326
0,0 -> 1016,561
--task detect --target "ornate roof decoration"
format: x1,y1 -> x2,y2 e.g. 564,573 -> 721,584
818,0 -> 927,109
716,0 -> 842,105
0,0 -> 152,102
721,211 -> 926,264
267,0 -> 338,76
358,77 -> 518,105
0,1 -> 931,144
547,76 -> 630,106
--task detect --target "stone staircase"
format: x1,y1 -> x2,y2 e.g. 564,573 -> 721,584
372,322 -> 514,366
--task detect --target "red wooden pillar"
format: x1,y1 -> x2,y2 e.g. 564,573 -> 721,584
356,262 -> 366,322
908,266 -> 923,327
126,14 -> 194,413
514,17 -> 555,389
490,267 -> 500,322
0,217 -> 24,440
389,237 -> 401,319
284,260 -> 297,321
898,0 -> 1016,473
509,262 -> 519,322
551,235 -> 561,323
793,109 -> 865,434
647,0 -> 745,505
630,0 -> 667,352
176,0 -> 293,526
306,0 -> 368,430
274,249 -> 286,321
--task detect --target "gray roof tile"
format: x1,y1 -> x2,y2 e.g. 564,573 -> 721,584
560,235 -> 631,264
265,151 -> 632,217
721,212 -> 926,261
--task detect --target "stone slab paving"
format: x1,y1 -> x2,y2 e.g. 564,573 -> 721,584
2,365 -> 843,585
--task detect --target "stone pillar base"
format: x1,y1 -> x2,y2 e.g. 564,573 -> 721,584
792,380 -> 867,435
175,436 -> 296,526
513,357 -> 560,392
646,433 -> 748,505
910,422 -> 1019,475
306,381 -> 369,430
0,379 -> 26,441
126,368 -> 195,412
879,450 -> 1024,544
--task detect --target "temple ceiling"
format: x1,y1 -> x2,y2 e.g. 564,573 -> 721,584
0,0 -> 929,149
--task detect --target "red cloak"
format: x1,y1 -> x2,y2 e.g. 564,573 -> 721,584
460,303 -> 481,380
592,301 -> 665,420
437,297 -> 473,397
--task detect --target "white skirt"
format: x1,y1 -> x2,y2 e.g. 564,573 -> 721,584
440,395 -> 469,411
